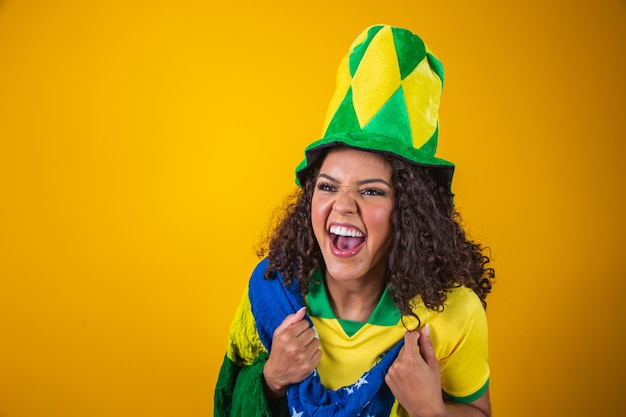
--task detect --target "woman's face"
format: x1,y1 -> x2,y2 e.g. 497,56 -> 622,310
311,147 -> 394,285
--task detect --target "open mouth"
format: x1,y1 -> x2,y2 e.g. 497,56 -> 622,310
329,224 -> 366,257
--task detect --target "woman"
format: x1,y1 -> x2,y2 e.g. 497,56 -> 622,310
215,25 -> 494,417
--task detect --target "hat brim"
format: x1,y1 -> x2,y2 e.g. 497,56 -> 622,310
295,132 -> 455,190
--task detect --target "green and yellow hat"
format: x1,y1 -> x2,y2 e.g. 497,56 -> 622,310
295,25 -> 454,190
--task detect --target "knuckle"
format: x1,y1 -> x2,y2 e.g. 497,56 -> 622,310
309,338 -> 321,349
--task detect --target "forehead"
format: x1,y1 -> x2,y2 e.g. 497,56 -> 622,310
319,147 -> 392,177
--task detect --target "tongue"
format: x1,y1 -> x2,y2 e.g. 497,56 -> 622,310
336,235 -> 365,250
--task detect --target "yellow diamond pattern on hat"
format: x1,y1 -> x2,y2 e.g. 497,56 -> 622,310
402,57 -> 442,150
296,25 -> 454,192
351,26 -> 401,129
322,53 -> 352,135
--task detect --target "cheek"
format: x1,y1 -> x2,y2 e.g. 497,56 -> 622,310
364,205 -> 394,241
311,197 -> 331,240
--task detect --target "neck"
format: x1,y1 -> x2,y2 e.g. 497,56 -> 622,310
324,273 -> 386,322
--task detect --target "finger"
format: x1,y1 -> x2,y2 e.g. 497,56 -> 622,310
419,324 -> 437,364
279,323 -> 315,345
285,320 -> 314,339
303,337 -> 321,361
298,327 -> 319,345
403,330 -> 421,355
274,307 -> 307,337
304,332 -> 321,351
310,345 -> 323,366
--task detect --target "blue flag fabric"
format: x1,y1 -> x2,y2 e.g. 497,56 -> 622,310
249,259 -> 404,417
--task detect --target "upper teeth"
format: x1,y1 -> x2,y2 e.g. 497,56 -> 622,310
330,225 -> 364,237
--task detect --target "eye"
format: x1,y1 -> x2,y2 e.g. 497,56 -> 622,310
316,181 -> 337,192
361,188 -> 386,196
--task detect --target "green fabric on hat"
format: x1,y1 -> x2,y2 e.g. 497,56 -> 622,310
392,26 -> 426,80
324,87 -> 360,137
427,52 -> 445,85
419,124 -> 439,158
364,87 -> 412,145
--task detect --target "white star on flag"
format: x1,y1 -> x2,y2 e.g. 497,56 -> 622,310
291,407 -> 304,417
355,375 -> 369,389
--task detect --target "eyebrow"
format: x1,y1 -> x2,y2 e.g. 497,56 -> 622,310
317,173 -> 392,187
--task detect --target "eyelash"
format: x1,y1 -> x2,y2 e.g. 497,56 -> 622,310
362,188 -> 385,196
316,182 -> 386,197
316,182 -> 336,192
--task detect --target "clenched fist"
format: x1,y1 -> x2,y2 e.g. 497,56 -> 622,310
262,307 -> 322,400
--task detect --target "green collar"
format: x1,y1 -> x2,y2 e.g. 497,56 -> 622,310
306,268 -> 402,327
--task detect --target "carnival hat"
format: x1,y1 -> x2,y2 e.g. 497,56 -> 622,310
295,25 -> 455,190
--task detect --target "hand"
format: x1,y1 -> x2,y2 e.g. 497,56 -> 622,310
385,325 -> 445,417
263,307 -> 322,399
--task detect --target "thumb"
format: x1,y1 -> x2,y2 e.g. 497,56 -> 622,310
419,324 -> 437,364
274,306 -> 307,337
403,329 -> 421,356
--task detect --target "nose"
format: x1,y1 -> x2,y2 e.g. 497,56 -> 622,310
333,189 -> 358,215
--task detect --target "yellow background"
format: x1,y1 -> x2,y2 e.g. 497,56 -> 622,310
0,0 -> 624,416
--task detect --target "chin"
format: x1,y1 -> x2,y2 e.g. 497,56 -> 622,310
322,258 -> 358,280
323,257 -> 380,284
326,268 -> 361,282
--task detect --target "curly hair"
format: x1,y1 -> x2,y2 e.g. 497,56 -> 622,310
257,149 -> 494,316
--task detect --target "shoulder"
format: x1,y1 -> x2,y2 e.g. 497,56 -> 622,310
249,258 -> 271,282
409,286 -> 487,353
442,285 -> 485,317
248,258 -> 279,295
427,286 -> 488,358
439,286 -> 486,332
412,286 -> 484,323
